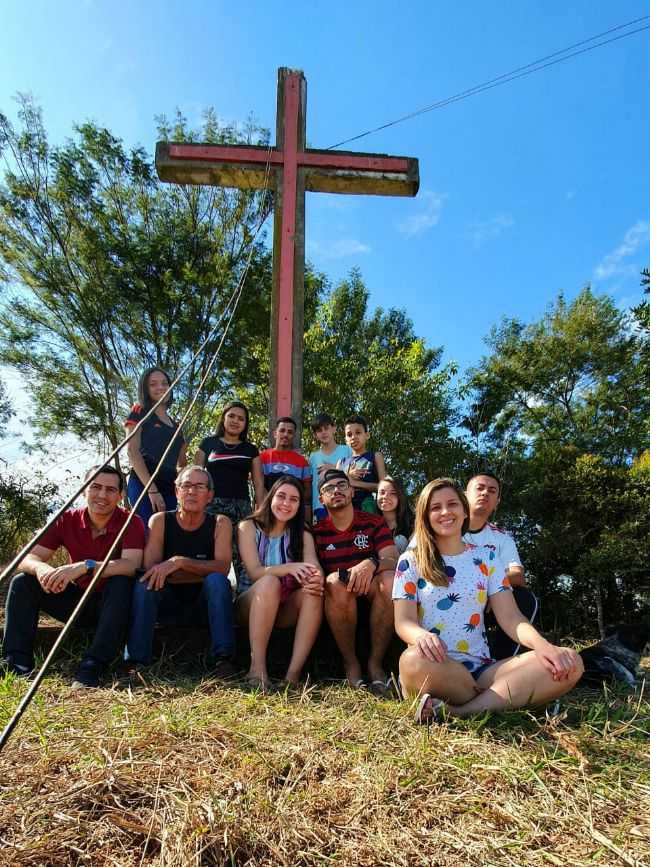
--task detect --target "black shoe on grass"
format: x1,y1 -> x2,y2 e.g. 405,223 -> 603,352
0,656 -> 33,679
116,659 -> 147,686
211,656 -> 238,680
71,657 -> 105,689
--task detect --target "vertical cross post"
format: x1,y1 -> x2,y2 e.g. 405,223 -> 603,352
270,69 -> 306,436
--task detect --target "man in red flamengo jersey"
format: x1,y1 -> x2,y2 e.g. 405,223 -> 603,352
313,469 -> 398,694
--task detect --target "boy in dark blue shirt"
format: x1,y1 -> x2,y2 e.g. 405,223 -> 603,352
337,415 -> 386,514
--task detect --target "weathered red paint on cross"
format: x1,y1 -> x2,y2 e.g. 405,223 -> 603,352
166,144 -> 412,175
156,68 -> 419,432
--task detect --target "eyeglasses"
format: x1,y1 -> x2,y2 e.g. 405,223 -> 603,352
321,481 -> 350,495
178,482 -> 210,491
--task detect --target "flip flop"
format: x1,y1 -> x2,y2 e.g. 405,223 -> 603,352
414,693 -> 445,725
369,679 -> 392,698
347,678 -> 367,690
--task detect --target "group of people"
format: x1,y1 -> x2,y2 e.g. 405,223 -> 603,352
1,366 -> 584,722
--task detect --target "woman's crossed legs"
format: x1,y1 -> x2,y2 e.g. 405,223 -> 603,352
399,645 -> 584,719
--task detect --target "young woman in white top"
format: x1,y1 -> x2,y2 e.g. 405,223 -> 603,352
393,478 -> 583,723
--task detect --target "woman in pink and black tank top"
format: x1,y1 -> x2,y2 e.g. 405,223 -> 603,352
236,476 -> 323,691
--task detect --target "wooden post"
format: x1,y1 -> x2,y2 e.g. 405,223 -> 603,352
270,69 -> 307,439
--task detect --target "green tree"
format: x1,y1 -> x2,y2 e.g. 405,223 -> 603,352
510,450 -> 650,638
0,470 -> 58,567
463,289 -> 650,638
0,95 -> 273,465
634,267 -> 650,329
462,288 -> 649,465
298,269 -> 462,488
633,267 -> 650,378
0,374 -> 13,438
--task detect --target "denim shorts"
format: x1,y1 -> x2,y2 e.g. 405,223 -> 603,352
470,660 -> 497,681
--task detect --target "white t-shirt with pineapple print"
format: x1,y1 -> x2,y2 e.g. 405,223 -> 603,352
392,544 -> 513,672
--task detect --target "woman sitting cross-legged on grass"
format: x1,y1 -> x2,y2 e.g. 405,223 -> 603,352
394,478 -> 583,723
237,476 -> 324,690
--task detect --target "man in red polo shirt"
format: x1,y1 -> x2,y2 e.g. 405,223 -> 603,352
313,469 -> 398,694
1,465 -> 145,687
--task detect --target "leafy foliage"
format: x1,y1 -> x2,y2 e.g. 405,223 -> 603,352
0,96 -> 273,463
462,288 -> 648,466
462,286 -> 650,636
0,470 -> 58,565
504,449 -> 650,636
300,269 -> 462,487
633,267 -> 650,376
0,375 -> 13,438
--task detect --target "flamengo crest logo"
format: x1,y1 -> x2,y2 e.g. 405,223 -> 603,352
353,533 -> 370,550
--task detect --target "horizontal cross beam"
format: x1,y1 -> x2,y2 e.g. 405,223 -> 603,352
156,142 -> 419,196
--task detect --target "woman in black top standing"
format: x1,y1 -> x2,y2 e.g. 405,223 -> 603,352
195,400 -> 264,581
125,367 -> 187,524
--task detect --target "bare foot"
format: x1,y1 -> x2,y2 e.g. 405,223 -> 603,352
367,664 -> 388,685
244,669 -> 271,692
344,661 -> 364,687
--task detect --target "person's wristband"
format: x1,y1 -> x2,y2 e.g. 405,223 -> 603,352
367,556 -> 379,573
149,487 -> 159,494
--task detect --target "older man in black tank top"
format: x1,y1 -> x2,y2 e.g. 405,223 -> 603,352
125,466 -> 235,676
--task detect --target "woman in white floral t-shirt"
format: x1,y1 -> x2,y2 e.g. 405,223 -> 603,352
393,478 -> 583,723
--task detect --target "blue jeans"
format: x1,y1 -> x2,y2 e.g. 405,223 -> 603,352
127,474 -> 177,527
125,572 -> 234,664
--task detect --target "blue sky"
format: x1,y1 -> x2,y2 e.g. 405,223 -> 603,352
1,1 -> 649,470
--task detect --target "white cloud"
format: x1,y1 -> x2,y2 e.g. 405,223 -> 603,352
593,220 -> 650,281
468,213 -> 514,247
397,190 -> 446,237
307,238 -> 371,260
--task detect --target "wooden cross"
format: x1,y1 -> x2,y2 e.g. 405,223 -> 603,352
156,67 -> 419,434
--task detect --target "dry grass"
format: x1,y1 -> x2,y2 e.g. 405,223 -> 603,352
0,668 -> 649,867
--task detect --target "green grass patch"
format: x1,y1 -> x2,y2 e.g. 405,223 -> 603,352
0,664 -> 648,866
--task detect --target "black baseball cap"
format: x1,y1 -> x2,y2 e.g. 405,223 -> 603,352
318,468 -> 349,492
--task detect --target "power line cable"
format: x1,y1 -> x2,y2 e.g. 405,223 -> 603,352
0,153 -> 272,591
0,152 -> 273,754
0,257 -> 253,753
328,15 -> 650,150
